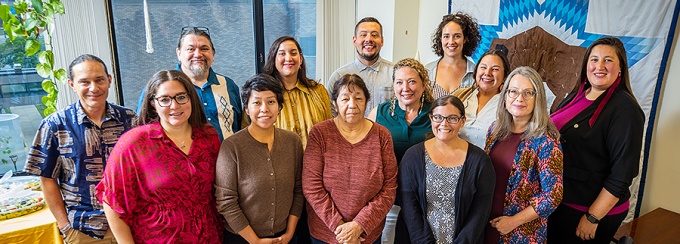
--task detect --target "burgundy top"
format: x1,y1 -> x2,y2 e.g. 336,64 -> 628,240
303,119 -> 398,244
485,132 -> 522,244
550,91 -> 593,130
96,122 -> 223,243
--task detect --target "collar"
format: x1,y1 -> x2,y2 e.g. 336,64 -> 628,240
75,101 -> 118,125
465,56 -> 475,74
174,63 -> 220,87
353,57 -> 386,72
287,80 -> 312,95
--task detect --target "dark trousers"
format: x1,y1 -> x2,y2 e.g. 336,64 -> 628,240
547,204 -> 627,244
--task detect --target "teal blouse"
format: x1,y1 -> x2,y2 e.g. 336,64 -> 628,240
375,102 -> 432,163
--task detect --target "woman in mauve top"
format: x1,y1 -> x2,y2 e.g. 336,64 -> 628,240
303,74 -> 397,244
96,70 -> 223,243
484,67 -> 563,244
215,74 -> 304,244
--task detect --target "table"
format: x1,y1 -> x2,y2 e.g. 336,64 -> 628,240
0,206 -> 63,244
614,207 -> 680,243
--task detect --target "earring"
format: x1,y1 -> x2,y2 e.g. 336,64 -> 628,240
389,96 -> 396,117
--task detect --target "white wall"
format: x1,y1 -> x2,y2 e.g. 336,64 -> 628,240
357,0 -> 395,62
416,0 -> 448,64
641,16 -> 680,215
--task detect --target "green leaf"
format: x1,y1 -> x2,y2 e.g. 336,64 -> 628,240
36,63 -> 51,77
51,1 -> 65,15
0,5 -> 10,22
14,2 -> 28,14
54,68 -> 67,83
2,21 -> 14,41
43,106 -> 56,116
41,79 -> 55,93
41,95 -> 50,104
24,17 -> 39,32
25,37 -> 41,56
39,50 -> 54,67
31,0 -> 44,14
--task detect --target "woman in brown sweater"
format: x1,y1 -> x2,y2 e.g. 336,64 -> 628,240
303,74 -> 398,244
215,74 -> 304,244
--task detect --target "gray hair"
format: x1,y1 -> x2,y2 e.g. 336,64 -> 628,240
491,66 -> 559,141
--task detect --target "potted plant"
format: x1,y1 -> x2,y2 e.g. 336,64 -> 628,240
0,0 -> 66,116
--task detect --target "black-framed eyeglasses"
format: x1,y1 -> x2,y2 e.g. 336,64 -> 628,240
180,26 -> 210,37
153,93 -> 190,107
506,88 -> 536,100
429,114 -> 463,124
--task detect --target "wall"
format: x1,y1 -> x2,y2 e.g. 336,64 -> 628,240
641,16 -> 680,215
357,0 -> 395,62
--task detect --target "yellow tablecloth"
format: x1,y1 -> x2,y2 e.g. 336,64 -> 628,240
0,206 -> 63,244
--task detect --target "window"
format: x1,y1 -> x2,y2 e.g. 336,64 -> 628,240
109,0 -> 317,110
263,0 -> 316,79
0,26 -> 46,175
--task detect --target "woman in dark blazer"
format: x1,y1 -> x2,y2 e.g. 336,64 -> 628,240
547,37 -> 645,243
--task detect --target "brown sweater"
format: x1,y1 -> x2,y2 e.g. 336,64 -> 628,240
215,128 -> 304,237
303,119 -> 398,243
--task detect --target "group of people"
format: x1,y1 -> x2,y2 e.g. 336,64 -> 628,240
23,11 -> 644,244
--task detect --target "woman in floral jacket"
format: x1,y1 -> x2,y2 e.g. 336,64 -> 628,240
484,67 -> 563,244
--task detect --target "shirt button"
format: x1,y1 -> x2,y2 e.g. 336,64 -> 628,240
574,124 -> 579,128
267,158 -> 271,161
271,202 -> 275,206
270,173 -> 274,176
272,188 -> 275,191
208,118 -> 211,121
203,103 -> 207,106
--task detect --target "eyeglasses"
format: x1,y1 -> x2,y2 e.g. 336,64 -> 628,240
429,114 -> 463,124
153,93 -> 190,107
180,26 -> 210,37
506,88 -> 536,100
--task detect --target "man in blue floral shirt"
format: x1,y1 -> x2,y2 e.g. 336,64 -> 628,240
25,54 -> 135,243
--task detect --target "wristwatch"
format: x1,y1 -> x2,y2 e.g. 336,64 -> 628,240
585,212 -> 601,224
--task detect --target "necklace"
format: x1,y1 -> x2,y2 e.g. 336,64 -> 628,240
180,139 -> 186,149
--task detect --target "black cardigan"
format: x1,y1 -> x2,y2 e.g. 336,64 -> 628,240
555,86 -> 644,206
397,142 -> 495,244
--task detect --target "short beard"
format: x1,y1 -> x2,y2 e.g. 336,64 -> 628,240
188,63 -> 208,77
356,49 -> 380,63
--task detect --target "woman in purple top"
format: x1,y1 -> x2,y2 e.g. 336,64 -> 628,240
547,37 -> 644,243
97,70 -> 223,243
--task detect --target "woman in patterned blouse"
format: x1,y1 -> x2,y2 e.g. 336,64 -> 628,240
484,66 -> 563,244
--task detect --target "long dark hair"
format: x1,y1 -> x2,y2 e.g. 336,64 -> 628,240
576,37 -> 634,98
136,70 -> 207,127
263,36 -> 319,88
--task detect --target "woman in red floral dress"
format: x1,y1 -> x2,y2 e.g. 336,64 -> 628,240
96,70 -> 223,243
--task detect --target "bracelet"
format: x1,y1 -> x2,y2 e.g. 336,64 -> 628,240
59,223 -> 72,235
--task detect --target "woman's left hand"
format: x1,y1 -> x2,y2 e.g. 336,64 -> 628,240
334,221 -> 363,243
490,216 -> 521,235
274,232 -> 293,244
576,215 -> 598,241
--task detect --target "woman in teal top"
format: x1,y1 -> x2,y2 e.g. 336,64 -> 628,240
368,58 -> 434,162
368,58 -> 434,244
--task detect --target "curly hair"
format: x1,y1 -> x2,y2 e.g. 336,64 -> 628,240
392,58 -> 434,104
431,12 -> 481,58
